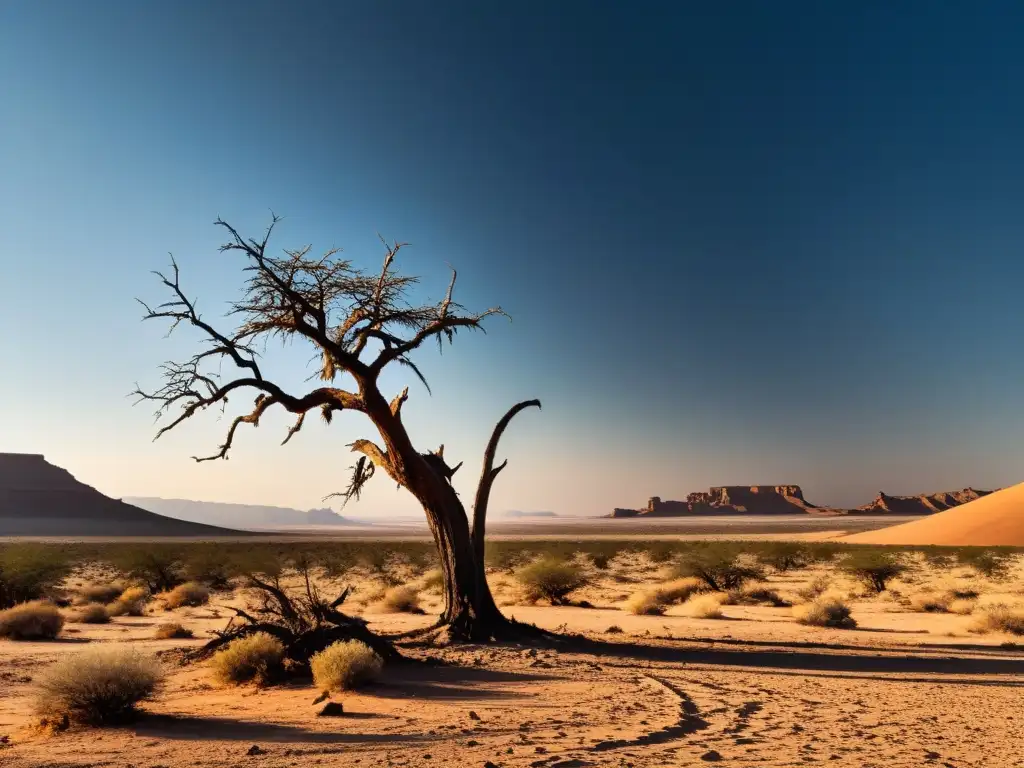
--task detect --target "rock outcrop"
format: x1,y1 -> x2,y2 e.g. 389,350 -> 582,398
854,488 -> 992,516
612,485 -> 813,517
0,453 -> 239,536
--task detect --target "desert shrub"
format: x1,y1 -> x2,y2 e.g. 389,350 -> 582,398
920,548 -> 956,569
419,569 -> 444,592
948,598 -> 977,615
672,545 -> 765,591
729,585 -> 790,607
757,543 -> 811,573
591,552 -> 612,570
681,593 -> 726,619
516,557 -> 587,604
605,625 -> 623,634
969,607 -> 1024,636
793,595 -> 856,628
34,646 -> 162,725
182,549 -> 234,590
956,549 -> 1014,580
909,592 -> 951,613
0,600 -> 65,640
154,622 -> 193,639
110,548 -> 183,593
842,550 -> 907,593
375,586 -> 422,613
625,590 -> 666,616
210,632 -> 285,685
0,546 -> 71,609
626,576 -> 705,615
107,585 -> 150,617
310,639 -> 383,692
70,603 -> 111,624
74,583 -> 125,606
163,581 -> 210,609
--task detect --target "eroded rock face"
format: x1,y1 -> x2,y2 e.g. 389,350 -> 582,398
856,488 -> 992,515
0,452 -> 237,536
613,486 -> 812,517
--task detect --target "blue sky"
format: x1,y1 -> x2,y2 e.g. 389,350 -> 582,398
3,2 -> 1024,516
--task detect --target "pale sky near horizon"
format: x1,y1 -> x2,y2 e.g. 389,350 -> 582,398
3,2 -> 1024,517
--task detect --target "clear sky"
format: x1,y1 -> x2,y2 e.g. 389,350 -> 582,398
3,2 -> 1024,517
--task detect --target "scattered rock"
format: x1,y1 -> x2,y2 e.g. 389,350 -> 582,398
246,744 -> 264,756
484,762 -> 499,768
925,752 -> 941,761
318,702 -> 345,717
467,740 -> 480,746
700,751 -> 722,762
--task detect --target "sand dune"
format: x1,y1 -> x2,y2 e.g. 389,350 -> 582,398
844,480 -> 1024,546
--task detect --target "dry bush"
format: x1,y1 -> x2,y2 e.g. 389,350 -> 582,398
909,591 -> 952,613
154,622 -> 193,639
681,593 -> 726,619
796,574 -> 832,603
419,569 -> 444,593
793,595 -> 856,628
69,603 -> 111,624
34,646 -> 162,725
373,586 -> 422,614
0,600 -> 65,640
107,586 -> 150,617
310,639 -> 383,692
210,632 -> 285,685
516,557 -> 587,604
0,545 -> 71,609
163,581 -> 210,609
948,598 -> 978,615
842,550 -> 907,593
672,545 -> 765,591
969,607 -> 1024,636
74,583 -> 124,606
625,577 -> 704,616
729,585 -> 790,607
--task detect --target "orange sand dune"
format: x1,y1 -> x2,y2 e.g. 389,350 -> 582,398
844,480 -> 1024,546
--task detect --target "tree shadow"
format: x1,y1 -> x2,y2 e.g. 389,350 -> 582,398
133,713 -> 431,744
369,664 -> 554,701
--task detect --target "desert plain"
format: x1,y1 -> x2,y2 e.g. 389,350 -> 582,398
2,502 -> 1024,768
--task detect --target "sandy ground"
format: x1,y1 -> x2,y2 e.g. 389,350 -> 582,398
2,553 -> 1024,767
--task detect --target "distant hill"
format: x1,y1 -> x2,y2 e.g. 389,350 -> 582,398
0,453 -> 238,536
500,510 -> 558,518
125,497 -> 360,530
853,488 -> 993,515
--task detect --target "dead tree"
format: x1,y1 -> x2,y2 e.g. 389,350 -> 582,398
134,216 -> 540,641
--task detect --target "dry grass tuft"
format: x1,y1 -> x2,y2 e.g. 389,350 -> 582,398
419,569 -> 444,593
625,577 -> 704,615
0,600 -> 65,640
948,598 -> 978,615
310,639 -> 383,692
795,574 -> 832,603
729,585 -> 790,607
373,586 -> 422,614
969,606 -> 1024,636
210,632 -> 284,685
34,646 -> 162,725
69,603 -> 111,624
163,581 -> 210,609
154,622 -> 193,639
909,591 -> 952,613
107,586 -> 150,617
74,583 -> 124,606
681,593 -> 726,619
793,595 -> 856,628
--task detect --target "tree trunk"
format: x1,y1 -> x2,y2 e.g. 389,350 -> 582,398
416,481 -> 506,641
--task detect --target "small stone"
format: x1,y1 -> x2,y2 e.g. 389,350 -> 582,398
318,702 -> 345,717
535,746 -> 547,753
468,710 -> 481,720
700,751 -> 722,762
467,740 -> 480,746
925,752 -> 941,761
246,744 -> 264,756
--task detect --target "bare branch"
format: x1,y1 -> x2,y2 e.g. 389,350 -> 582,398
389,386 -> 409,418
471,400 -> 542,561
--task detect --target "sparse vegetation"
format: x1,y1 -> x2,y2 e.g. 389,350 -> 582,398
672,544 -> 765,591
0,600 -> 65,640
969,606 -> 1024,636
0,546 -> 70,609
310,639 -> 384,692
69,603 -> 111,624
842,550 -> 907,593
729,585 -> 790,607
74,583 -> 124,606
793,595 -> 856,628
162,581 -> 210,609
34,646 -> 162,725
956,549 -> 1013,580
107,586 -> 150,617
210,632 -> 285,685
516,557 -> 588,604
625,577 -> 704,615
419,569 -> 444,592
154,622 -> 194,639
681,593 -> 727,619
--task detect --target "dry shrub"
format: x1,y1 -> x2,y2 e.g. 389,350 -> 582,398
516,557 -> 587,604
948,598 -> 978,615
34,646 -> 162,725
793,595 -> 856,628
796,574 -> 832,603
909,592 -> 952,613
0,600 -> 65,640
625,577 -> 703,616
681,593 -> 726,619
74,583 -> 124,606
154,622 -> 193,639
729,585 -> 790,607
210,632 -> 284,685
419,569 -> 444,593
310,639 -> 383,692
107,586 -> 150,617
70,603 -> 111,624
374,586 -> 422,614
969,607 -> 1024,636
163,581 -> 210,609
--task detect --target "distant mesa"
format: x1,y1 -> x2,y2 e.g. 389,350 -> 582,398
0,453 -> 239,537
611,485 -> 993,518
843,481 -> 1024,546
124,498 -> 361,531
